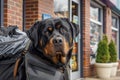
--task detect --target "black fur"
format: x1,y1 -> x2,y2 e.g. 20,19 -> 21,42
26,18 -> 79,80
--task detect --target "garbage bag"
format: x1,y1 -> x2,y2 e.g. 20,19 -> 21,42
0,26 -> 28,80
0,26 -> 29,58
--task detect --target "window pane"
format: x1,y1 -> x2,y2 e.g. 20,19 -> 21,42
54,0 -> 69,18
90,5 -> 101,22
71,1 -> 79,72
112,30 -> 117,44
90,22 -> 101,63
90,22 -> 101,44
112,16 -> 117,28
72,1 -> 79,25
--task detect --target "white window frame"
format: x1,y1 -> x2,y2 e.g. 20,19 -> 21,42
111,13 -> 119,59
90,1 -> 103,23
90,1 -> 103,64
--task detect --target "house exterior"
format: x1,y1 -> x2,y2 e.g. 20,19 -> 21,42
0,0 -> 120,80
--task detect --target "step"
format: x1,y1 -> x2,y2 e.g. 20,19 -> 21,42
76,70 -> 120,80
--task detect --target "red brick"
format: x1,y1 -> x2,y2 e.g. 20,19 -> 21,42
104,7 -> 112,42
4,0 -> 23,30
82,0 -> 92,77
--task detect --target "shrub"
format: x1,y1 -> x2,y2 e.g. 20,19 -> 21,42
109,40 -> 117,62
102,34 -> 108,44
96,35 -> 110,63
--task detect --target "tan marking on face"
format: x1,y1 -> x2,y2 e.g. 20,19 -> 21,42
70,37 -> 72,43
43,38 -> 54,55
60,38 -> 70,64
48,27 -> 53,31
42,36 -> 71,64
44,48 -> 48,55
63,39 -> 70,55
40,40 -> 43,47
52,56 -> 58,64
61,56 -> 66,64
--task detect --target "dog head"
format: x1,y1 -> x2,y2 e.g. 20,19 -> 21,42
27,18 -> 79,65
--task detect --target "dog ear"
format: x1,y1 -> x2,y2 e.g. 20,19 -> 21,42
70,22 -> 79,39
61,18 -> 79,39
26,21 -> 41,47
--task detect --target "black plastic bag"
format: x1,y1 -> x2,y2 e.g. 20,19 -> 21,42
0,26 -> 29,80
0,26 -> 29,58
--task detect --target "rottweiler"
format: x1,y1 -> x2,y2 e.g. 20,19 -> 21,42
26,18 -> 79,80
25,18 -> 79,80
0,18 -> 79,80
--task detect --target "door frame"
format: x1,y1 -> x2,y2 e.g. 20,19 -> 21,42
69,0 -> 81,80
0,0 -> 4,27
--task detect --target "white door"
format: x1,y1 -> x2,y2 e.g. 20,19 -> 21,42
70,0 -> 81,80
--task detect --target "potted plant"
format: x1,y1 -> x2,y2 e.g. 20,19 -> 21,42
95,35 -> 112,79
102,34 -> 108,43
109,40 -> 118,77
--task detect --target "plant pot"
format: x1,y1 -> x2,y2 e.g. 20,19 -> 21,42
111,62 -> 119,77
95,63 -> 112,79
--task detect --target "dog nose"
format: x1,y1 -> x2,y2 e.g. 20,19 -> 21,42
53,37 -> 63,45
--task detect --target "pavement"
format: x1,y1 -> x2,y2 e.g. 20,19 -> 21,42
76,70 -> 120,80
76,77 -> 120,80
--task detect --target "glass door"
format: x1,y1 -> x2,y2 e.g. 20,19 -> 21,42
70,0 -> 80,80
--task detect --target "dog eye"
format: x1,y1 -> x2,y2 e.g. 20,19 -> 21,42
47,27 -> 53,34
60,28 -> 67,34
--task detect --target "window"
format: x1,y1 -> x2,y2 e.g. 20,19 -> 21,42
90,22 -> 101,45
112,14 -> 119,44
112,30 -> 117,44
112,16 -> 117,28
54,0 -> 69,18
111,14 -> 119,58
90,4 -> 101,22
71,1 -> 79,72
90,2 -> 103,64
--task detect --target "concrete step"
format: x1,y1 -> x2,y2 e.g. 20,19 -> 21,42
76,70 -> 120,80
76,77 -> 120,80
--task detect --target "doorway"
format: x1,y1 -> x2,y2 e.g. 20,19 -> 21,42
70,0 -> 81,80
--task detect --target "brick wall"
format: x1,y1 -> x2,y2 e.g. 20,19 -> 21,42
4,0 -> 23,30
25,0 -> 54,29
82,0 -> 92,77
104,7 -> 112,42
38,0 -> 54,20
25,0 -> 38,29
81,1 -> 113,77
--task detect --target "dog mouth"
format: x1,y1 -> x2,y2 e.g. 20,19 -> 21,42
55,51 -> 66,64
56,51 -> 66,57
56,53 -> 61,61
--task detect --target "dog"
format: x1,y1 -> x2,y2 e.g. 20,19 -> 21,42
0,18 -> 79,80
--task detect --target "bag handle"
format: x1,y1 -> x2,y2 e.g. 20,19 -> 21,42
13,40 -> 31,78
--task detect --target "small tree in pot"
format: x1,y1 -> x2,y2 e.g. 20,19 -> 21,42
95,35 -> 112,79
96,40 -> 110,63
102,34 -> 108,43
96,35 -> 110,63
109,40 -> 118,77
